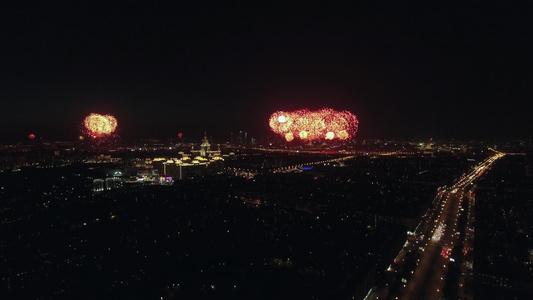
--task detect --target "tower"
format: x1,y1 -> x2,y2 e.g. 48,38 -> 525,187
200,132 -> 211,157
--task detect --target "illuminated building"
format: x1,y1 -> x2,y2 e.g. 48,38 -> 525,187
152,156 -> 223,180
93,179 -> 104,192
152,158 -> 166,174
105,177 -> 122,190
191,133 -> 221,158
136,169 -> 159,182
144,136 -> 223,180
200,134 -> 210,157
163,160 -> 175,176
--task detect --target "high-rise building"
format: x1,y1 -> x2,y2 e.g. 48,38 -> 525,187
200,134 -> 210,157
93,179 -> 104,192
192,133 -> 220,158
105,177 -> 122,190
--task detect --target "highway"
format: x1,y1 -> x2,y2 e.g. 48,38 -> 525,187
365,151 -> 505,300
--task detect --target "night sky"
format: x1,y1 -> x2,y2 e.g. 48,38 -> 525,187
1,2 -> 532,141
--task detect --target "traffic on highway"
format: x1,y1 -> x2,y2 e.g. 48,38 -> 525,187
365,151 -> 505,300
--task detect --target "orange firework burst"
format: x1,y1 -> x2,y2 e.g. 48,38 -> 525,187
269,108 -> 358,142
83,113 -> 118,138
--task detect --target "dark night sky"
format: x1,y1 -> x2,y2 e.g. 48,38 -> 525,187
1,1 -> 532,141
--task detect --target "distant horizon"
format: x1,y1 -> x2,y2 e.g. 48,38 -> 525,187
2,130 -> 531,145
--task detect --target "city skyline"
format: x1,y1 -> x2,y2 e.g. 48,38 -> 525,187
1,2 -> 532,142
2,135 -> 531,299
